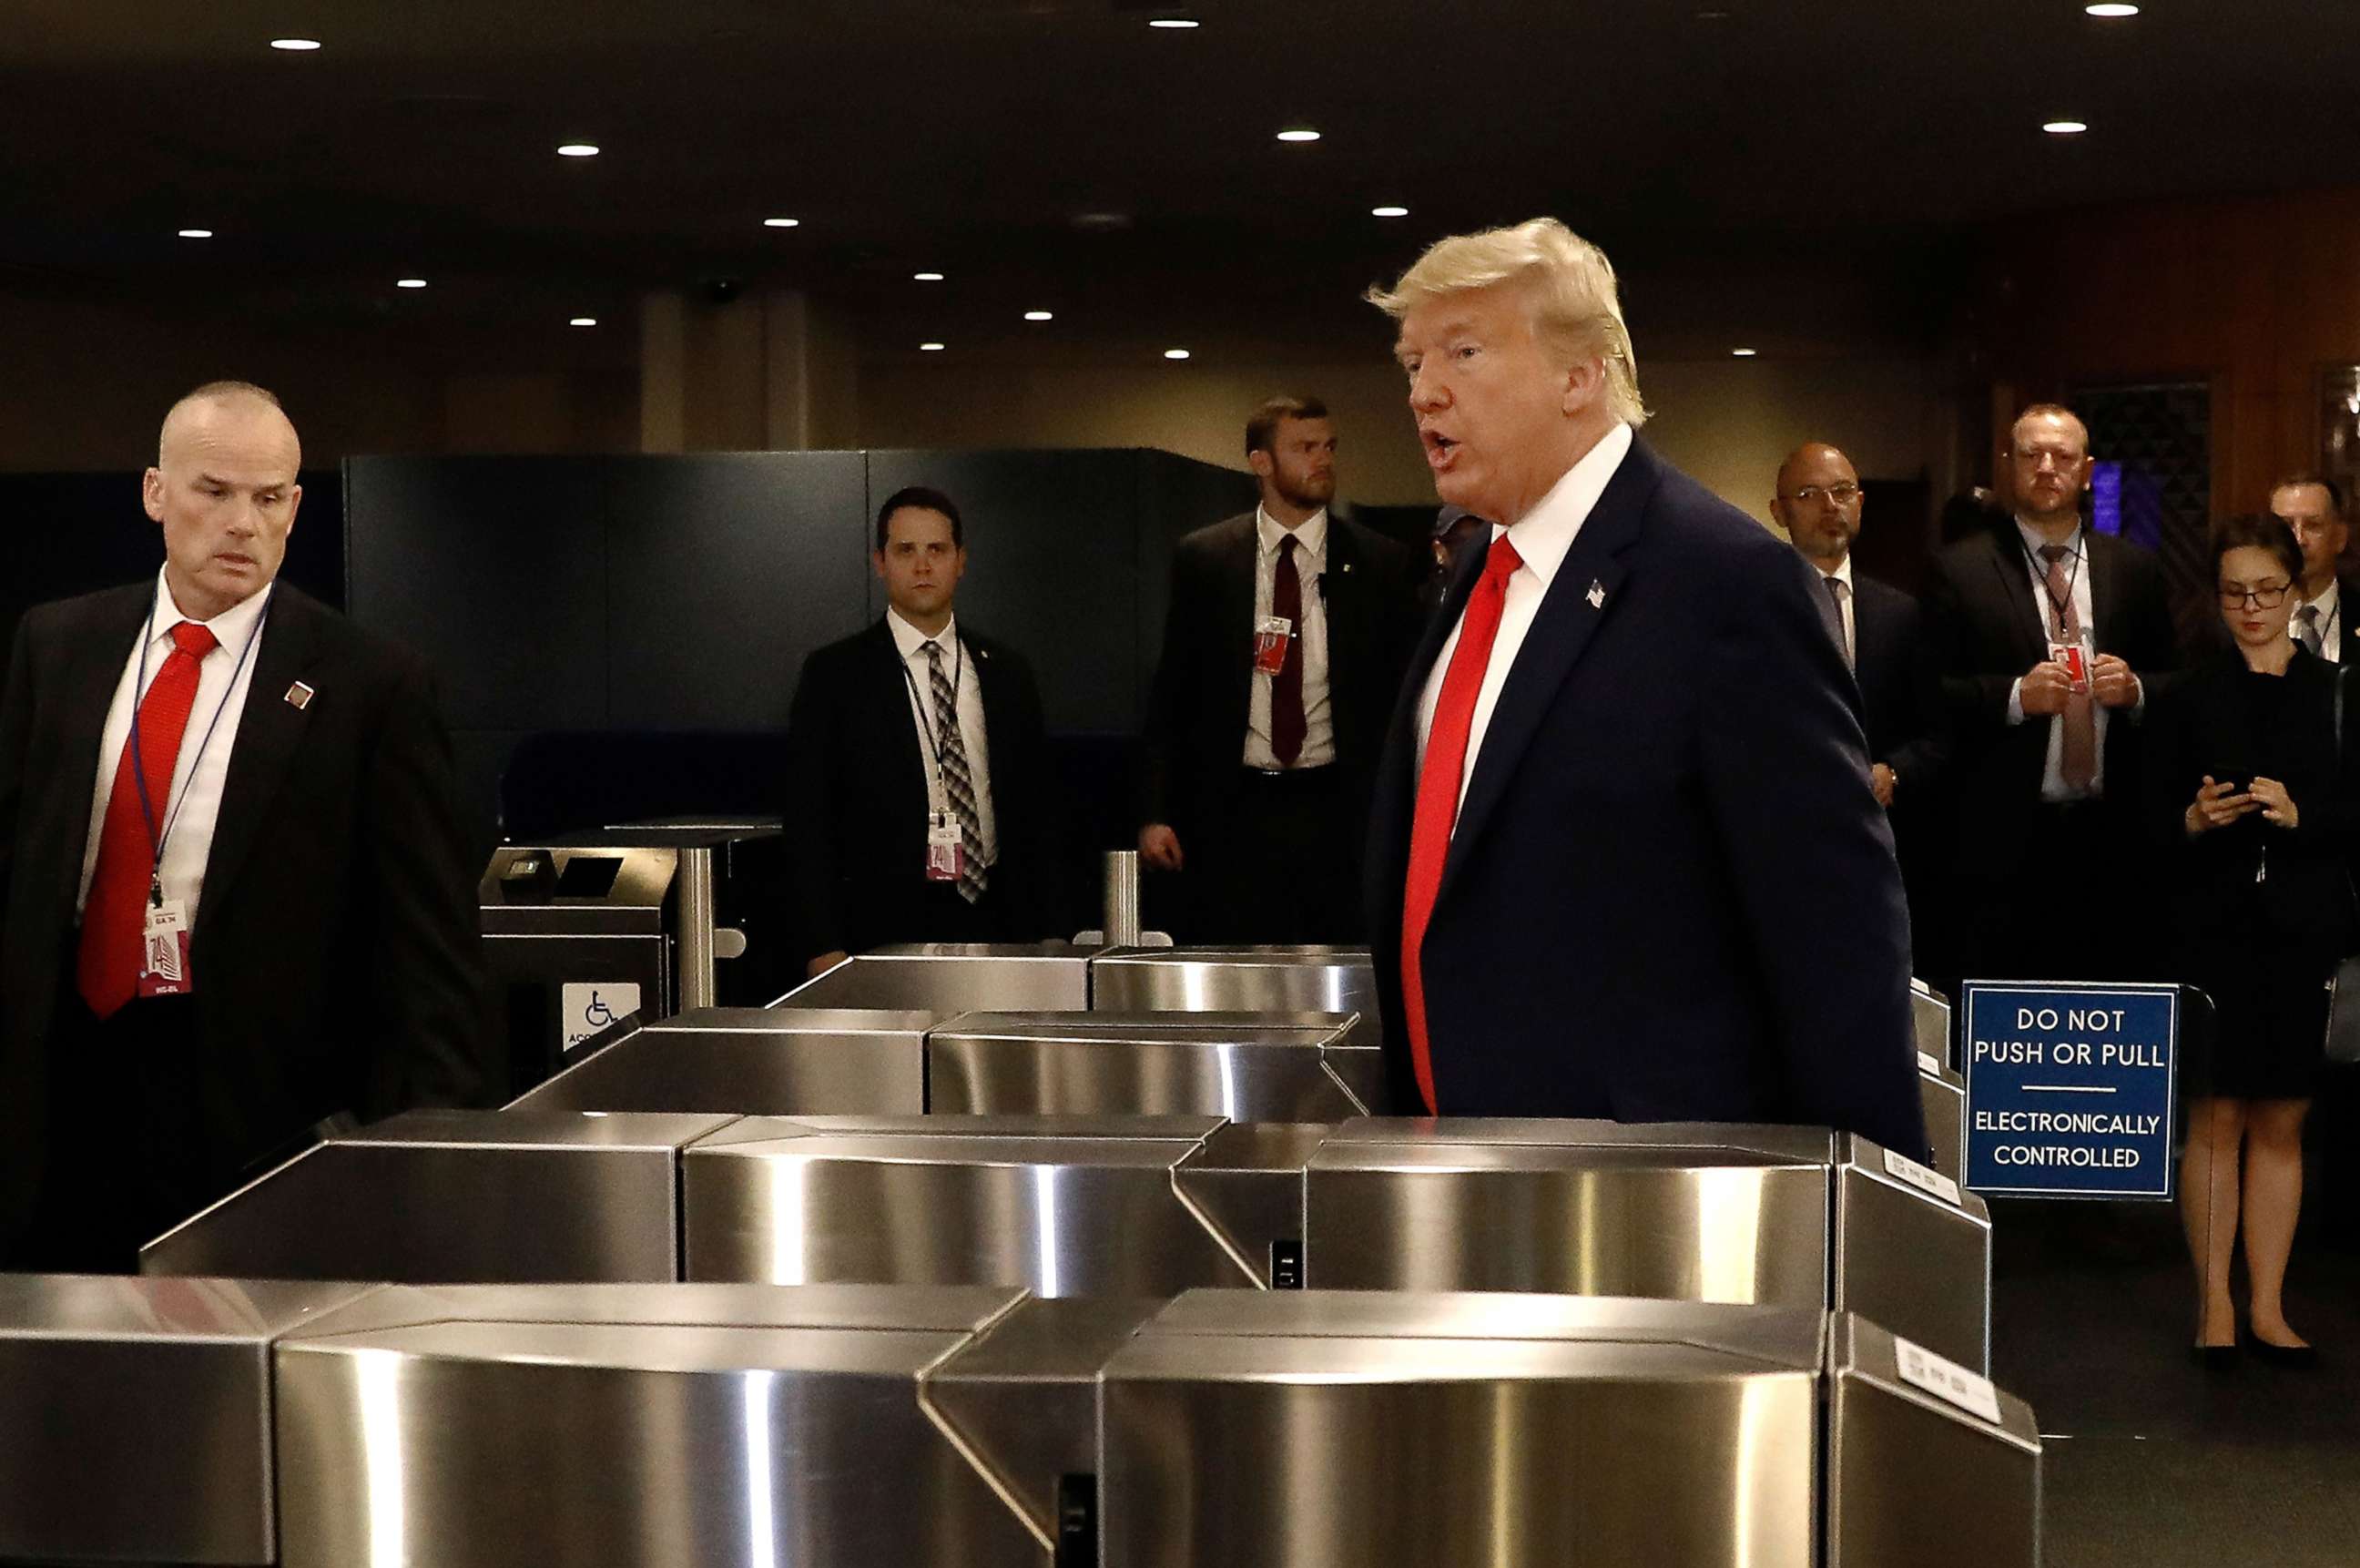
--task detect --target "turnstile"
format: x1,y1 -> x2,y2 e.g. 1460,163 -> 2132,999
926,1010 -> 1379,1119
778,942 -> 1098,1011
508,1005 -> 939,1115
140,1109 -> 735,1282
1913,979 -> 1953,1068
1089,944 -> 1381,1044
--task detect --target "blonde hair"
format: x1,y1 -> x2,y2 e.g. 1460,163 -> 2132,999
1366,218 -> 1648,428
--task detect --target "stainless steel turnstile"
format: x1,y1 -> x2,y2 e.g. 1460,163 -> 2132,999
778,942 -> 1097,1011
508,1006 -> 939,1115
1921,1054 -> 1968,1184
1913,979 -> 1953,1068
926,1010 -> 1380,1119
140,1110 -> 736,1282
1090,944 -> 1381,1043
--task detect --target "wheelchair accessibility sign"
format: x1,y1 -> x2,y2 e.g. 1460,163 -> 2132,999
560,983 -> 642,1051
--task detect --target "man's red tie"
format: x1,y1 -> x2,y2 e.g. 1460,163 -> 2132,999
1400,534 -> 1521,1113
77,620 -> 218,1019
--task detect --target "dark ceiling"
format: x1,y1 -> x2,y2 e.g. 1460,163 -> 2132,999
8,0 -> 2359,365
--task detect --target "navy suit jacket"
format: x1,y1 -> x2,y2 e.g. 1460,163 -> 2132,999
1366,437 -> 1926,1156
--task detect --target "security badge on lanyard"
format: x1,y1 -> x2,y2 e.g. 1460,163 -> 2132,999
903,638 -> 968,882
1251,616 -> 1293,676
132,591 -> 272,998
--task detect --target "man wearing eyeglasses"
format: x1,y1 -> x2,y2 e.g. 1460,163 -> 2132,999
1921,403 -> 2181,983
2270,474 -> 2355,667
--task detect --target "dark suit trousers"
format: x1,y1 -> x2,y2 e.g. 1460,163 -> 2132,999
10,979 -> 212,1274
1175,766 -> 1362,944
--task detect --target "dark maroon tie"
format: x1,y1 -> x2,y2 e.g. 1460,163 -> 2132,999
1272,535 -> 1306,766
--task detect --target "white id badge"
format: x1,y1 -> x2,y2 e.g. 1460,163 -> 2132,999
1251,615 -> 1293,676
2049,630 -> 2093,693
925,816 -> 965,882
137,899 -> 193,999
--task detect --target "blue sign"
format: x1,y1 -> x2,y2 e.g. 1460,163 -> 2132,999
1961,982 -> 2178,1199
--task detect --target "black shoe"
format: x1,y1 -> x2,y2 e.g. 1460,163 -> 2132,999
2248,1339 -> 2318,1369
2189,1344 -> 2241,1369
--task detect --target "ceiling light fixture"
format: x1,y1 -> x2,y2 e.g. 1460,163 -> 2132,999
1276,127 -> 1321,143
762,217 -> 800,229
1147,15 -> 1201,27
1023,311 -> 1054,321
269,37 -> 322,51
556,143 -> 601,158
177,228 -> 214,239
569,316 -> 597,327
396,278 -> 428,289
1371,205 -> 1409,218
1731,347 -> 1758,357
1164,349 -> 1192,361
2084,4 -> 2139,15
2042,119 -> 2088,135
913,271 -> 945,281
920,342 -> 947,351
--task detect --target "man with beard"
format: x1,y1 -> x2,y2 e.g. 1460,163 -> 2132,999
1921,403 -> 2180,981
1140,395 -> 1421,941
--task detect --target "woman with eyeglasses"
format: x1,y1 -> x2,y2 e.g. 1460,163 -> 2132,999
2146,513 -> 2356,1368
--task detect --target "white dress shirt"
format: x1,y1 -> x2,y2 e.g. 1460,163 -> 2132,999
2296,578 -> 2343,663
77,571 -> 273,922
1415,421 -> 1634,813
1242,504 -> 1335,770
1820,553 -> 1856,667
887,606 -> 998,865
2002,517 -> 2121,802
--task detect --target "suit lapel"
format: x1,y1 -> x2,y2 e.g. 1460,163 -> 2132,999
1220,517 -> 1259,724
1369,533 -> 1488,901
1986,527 -> 2050,663
1436,440 -> 1654,902
870,619 -> 933,825
196,589 -> 325,934
51,586 -> 156,911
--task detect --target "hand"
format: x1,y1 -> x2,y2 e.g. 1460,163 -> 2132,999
1870,763 -> 1896,809
806,950 -> 849,979
2019,661 -> 2073,717
2090,653 -> 2141,709
2249,776 -> 2299,830
1138,823 -> 1185,871
2184,777 -> 2257,837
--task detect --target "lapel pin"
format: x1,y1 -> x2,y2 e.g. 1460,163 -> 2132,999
1586,580 -> 1606,609
284,681 -> 314,711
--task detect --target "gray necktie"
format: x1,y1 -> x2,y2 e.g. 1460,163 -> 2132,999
925,641 -> 988,904
2298,603 -> 2325,658
1821,575 -> 1853,670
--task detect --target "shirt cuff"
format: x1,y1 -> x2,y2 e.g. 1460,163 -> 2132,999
2006,677 -> 2026,726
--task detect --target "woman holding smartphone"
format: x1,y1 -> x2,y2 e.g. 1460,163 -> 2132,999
2148,513 -> 2356,1367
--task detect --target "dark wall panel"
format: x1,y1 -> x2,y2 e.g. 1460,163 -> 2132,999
864,449 -> 1145,733
344,457 -> 608,731
605,453 -> 868,728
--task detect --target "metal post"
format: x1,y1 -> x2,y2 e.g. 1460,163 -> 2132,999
676,845 -> 717,1010
1101,850 -> 1142,949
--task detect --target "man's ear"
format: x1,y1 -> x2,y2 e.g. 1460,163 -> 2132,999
142,467 -> 168,523
1247,449 -> 1275,481
1561,357 -> 1604,417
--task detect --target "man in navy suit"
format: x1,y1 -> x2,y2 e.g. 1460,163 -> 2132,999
1773,442 -> 1950,975
1362,219 -> 1924,1156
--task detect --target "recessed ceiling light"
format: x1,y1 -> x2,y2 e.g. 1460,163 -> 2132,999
2042,119 -> 2088,135
1023,311 -> 1054,322
1147,15 -> 1201,27
920,341 -> 947,351
762,217 -> 800,229
396,278 -> 428,289
2085,3 -> 2139,15
177,229 -> 213,239
569,316 -> 597,327
1164,349 -> 1192,361
913,271 -> 945,282
556,143 -> 601,158
1276,127 -> 1321,143
269,37 -> 322,51
1731,347 -> 1758,357
1371,205 -> 1409,219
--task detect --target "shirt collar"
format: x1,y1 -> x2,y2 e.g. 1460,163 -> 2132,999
885,605 -> 959,662
1256,504 -> 1328,561
150,568 -> 271,654
1492,420 -> 1633,590
2302,578 -> 2341,620
1823,553 -> 1856,590
2012,515 -> 2084,560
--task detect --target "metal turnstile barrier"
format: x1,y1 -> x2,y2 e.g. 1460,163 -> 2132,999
1089,945 -> 1381,1044
925,1010 -> 1380,1120
1913,979 -> 1953,1069
507,1006 -> 940,1116
778,942 -> 1098,1011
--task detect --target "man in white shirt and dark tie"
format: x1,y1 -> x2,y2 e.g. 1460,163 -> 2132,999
2272,473 -> 2354,667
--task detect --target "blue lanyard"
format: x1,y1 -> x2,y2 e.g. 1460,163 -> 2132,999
128,588 -> 273,902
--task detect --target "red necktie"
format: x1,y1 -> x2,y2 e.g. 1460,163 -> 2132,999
77,620 -> 219,1018
1271,535 -> 1306,765
1400,534 -> 1522,1113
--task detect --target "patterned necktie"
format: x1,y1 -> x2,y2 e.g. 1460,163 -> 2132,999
2040,545 -> 2098,791
925,640 -> 988,904
1271,535 -> 1306,766
77,620 -> 219,1018
1400,534 -> 1523,1114
1822,575 -> 1854,670
2298,603 -> 2325,658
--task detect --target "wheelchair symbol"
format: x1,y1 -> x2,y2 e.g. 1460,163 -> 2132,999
584,992 -> 616,1028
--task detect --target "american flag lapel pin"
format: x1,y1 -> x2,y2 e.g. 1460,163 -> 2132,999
1586,579 -> 1606,609
285,681 -> 315,711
